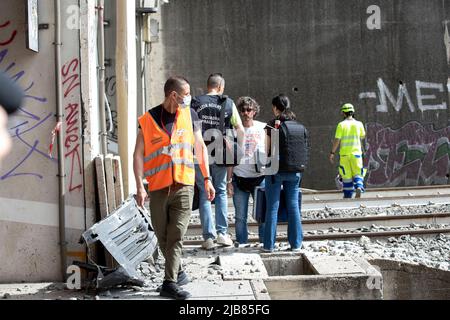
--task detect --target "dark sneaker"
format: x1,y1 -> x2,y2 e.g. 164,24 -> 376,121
155,272 -> 190,292
177,270 -> 190,286
160,281 -> 191,300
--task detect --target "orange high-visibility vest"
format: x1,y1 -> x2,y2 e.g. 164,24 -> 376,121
138,106 -> 195,191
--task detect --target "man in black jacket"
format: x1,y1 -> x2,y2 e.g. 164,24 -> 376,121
191,73 -> 244,250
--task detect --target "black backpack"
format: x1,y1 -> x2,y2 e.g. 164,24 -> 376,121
279,120 -> 309,172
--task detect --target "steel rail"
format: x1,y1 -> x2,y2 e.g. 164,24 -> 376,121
186,212 -> 450,236
183,227 -> 450,245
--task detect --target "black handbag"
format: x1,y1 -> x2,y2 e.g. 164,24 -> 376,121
254,187 -> 288,223
233,174 -> 265,194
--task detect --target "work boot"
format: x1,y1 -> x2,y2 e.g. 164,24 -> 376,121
355,188 -> 362,199
160,280 -> 191,300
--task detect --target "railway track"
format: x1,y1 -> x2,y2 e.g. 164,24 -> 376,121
184,186 -> 450,245
184,225 -> 450,245
186,212 -> 450,236
184,212 -> 450,245
189,185 -> 450,215
301,185 -> 450,201
300,195 -> 450,211
300,186 -> 450,210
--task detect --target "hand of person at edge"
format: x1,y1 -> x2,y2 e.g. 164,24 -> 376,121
227,182 -> 234,197
328,153 -> 335,164
205,180 -> 216,202
136,188 -> 148,208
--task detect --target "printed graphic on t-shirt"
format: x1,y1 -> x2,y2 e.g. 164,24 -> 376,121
233,121 -> 266,178
244,131 -> 264,158
240,122 -> 266,164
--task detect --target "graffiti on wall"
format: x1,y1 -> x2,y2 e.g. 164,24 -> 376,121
0,20 -> 83,193
0,20 -> 55,181
366,122 -> 450,187
359,78 -> 448,113
62,58 -> 82,192
0,21 -> 17,46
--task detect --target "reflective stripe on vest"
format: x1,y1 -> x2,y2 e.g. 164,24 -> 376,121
143,142 -> 193,163
340,135 -> 360,147
143,158 -> 195,175
144,162 -> 173,178
172,158 -> 195,168
341,141 -> 361,148
138,106 -> 195,191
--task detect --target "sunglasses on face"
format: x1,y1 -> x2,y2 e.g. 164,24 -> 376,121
240,108 -> 254,113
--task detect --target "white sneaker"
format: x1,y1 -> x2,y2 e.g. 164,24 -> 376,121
201,238 -> 215,250
216,233 -> 233,247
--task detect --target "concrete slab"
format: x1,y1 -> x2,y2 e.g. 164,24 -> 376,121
0,280 -> 260,300
305,254 -> 366,275
183,280 -> 255,300
219,253 -> 269,280
183,255 -> 223,282
91,280 -> 257,300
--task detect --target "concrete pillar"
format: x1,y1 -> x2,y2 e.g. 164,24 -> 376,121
146,9 -> 165,107
116,0 -> 137,195
79,0 -> 99,226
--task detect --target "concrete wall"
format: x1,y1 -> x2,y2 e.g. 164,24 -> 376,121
0,0 -> 97,282
154,0 -> 450,189
370,259 -> 450,299
265,274 -> 382,300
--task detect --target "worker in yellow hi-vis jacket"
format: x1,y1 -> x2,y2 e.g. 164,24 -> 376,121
329,103 -> 367,199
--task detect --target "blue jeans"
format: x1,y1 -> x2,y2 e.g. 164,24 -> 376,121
232,179 -> 265,244
263,172 -> 303,251
195,164 -> 228,240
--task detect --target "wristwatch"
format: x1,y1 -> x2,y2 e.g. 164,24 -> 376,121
204,176 -> 212,182
227,178 -> 233,184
